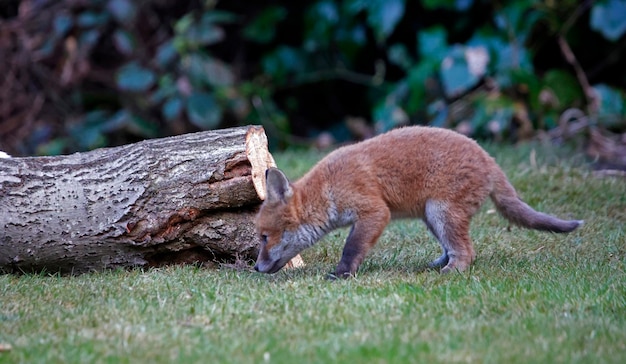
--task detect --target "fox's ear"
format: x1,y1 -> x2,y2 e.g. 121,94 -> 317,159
265,167 -> 293,203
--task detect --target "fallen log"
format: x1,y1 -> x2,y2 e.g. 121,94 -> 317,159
0,125 -> 303,274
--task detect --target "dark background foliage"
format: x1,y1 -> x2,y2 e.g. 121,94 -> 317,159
1,0 -> 625,156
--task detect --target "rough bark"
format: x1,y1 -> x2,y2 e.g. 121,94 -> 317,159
0,125 -> 303,274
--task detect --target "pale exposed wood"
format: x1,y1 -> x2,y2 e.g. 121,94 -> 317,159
0,125 -> 303,274
245,130 -> 304,269
285,254 -> 305,269
245,128 -> 277,201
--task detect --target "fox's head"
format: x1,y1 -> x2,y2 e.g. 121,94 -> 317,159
254,168 -> 314,274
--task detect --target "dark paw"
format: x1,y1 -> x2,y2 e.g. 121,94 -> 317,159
428,254 -> 450,270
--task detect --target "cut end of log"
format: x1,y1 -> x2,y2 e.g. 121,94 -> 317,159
245,126 -> 305,270
245,126 -> 277,201
285,254 -> 305,269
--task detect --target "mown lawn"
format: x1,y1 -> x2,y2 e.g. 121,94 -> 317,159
1,142 -> 625,363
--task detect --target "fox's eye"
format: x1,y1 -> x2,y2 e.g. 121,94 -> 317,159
260,234 -> 268,245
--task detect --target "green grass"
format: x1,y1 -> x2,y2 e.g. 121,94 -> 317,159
1,142 -> 625,363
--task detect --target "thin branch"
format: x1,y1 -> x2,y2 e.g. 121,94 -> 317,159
281,63 -> 386,90
557,35 -> 598,114
559,0 -> 594,37
549,108 -> 590,141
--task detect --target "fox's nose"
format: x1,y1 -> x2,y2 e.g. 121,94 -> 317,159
253,264 -> 259,272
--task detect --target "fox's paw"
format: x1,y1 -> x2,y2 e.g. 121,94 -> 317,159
440,259 -> 472,274
428,253 -> 450,269
327,270 -> 354,280
440,265 -> 459,274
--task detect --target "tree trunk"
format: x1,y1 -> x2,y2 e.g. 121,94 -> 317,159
0,125 -> 303,274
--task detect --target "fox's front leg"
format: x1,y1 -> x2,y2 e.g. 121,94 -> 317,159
334,208 -> 390,278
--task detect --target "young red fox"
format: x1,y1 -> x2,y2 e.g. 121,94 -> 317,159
254,126 -> 583,277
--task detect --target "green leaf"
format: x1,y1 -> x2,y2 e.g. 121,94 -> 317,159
128,115 -> 158,138
79,29 -> 101,50
53,14 -> 73,37
202,11 -> 238,24
76,11 -> 109,28
82,110 -> 110,126
116,62 -> 156,92
262,46 -> 306,82
496,44 -> 532,86
485,100 -> 515,134
150,75 -> 177,104
186,93 -> 222,129
334,25 -> 367,59
112,30 -> 135,55
36,138 -> 68,156
155,40 -> 178,69
418,27 -> 448,62
304,0 -> 340,51
37,37 -> 58,58
176,14 -> 225,49
185,54 -> 234,87
469,95 -> 516,134
107,0 -> 136,24
510,69 -> 542,111
243,6 -> 287,44
101,110 -> 129,132
373,102 -> 409,132
542,70 -> 583,109
455,0 -> 473,11
370,0 -> 405,43
347,0 -> 405,43
468,30 -> 533,87
427,99 -> 448,127
70,111 -> 110,150
440,45 -> 486,98
405,62 -> 437,113
388,44 -> 413,70
422,0 -> 473,10
162,97 -> 183,122
174,14 -> 194,34
543,112 -> 559,129
344,0 -> 405,43
204,58 -> 235,87
187,23 -> 224,47
593,84 -> 626,127
344,0 -> 366,14
494,1 -> 540,43
312,0 -> 339,24
590,0 -> 626,41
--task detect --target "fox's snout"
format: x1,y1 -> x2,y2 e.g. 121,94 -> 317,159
253,256 -> 284,274
254,245 -> 273,273
253,256 -> 269,273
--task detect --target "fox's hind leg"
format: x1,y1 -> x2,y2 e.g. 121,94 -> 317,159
424,200 -> 475,273
428,246 -> 450,269
423,218 -> 449,268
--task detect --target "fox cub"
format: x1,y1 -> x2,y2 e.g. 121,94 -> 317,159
254,126 -> 582,277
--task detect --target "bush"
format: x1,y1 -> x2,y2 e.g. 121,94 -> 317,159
1,0 -> 625,155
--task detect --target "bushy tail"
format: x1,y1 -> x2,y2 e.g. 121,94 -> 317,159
489,167 -> 583,233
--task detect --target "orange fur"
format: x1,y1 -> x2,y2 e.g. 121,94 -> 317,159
254,126 -> 583,277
